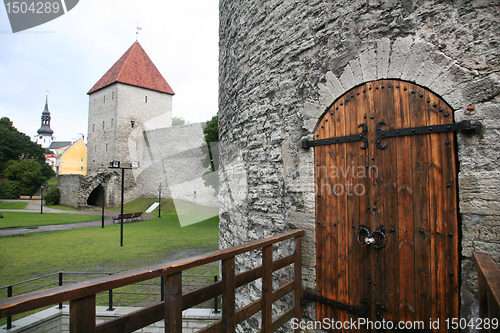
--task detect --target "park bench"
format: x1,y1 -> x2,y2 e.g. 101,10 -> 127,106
19,196 -> 31,200
112,212 -> 143,223
31,196 -> 41,200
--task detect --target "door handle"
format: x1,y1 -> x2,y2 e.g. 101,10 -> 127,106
357,225 -> 387,249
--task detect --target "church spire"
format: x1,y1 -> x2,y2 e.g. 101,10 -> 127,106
37,95 -> 54,136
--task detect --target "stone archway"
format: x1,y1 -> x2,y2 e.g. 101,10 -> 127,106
87,184 -> 103,206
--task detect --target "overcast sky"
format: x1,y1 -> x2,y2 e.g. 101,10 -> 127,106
0,0 -> 219,142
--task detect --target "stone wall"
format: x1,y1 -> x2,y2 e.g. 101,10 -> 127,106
218,0 -> 499,332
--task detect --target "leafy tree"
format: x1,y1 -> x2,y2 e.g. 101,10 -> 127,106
4,159 -> 45,197
201,115 -> 219,194
203,115 -> 218,145
0,117 -> 54,188
172,116 -> 186,126
44,187 -> 60,205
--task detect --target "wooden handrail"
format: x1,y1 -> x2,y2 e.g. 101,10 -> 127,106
0,229 -> 304,333
473,251 -> 500,331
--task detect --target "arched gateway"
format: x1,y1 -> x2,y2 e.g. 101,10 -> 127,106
311,79 -> 466,332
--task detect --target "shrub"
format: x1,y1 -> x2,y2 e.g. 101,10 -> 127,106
0,183 -> 14,199
44,187 -> 60,205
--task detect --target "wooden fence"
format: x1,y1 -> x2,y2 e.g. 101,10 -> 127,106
0,229 -> 304,333
473,251 -> 500,333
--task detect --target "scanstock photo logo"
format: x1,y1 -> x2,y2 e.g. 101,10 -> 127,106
3,0 -> 79,32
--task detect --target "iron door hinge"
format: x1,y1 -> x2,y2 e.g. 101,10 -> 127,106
302,123 -> 368,149
376,120 -> 474,149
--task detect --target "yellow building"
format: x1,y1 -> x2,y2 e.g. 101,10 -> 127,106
55,138 -> 87,175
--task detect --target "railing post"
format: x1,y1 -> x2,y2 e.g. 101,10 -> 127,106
262,245 -> 273,333
213,275 -> 219,313
222,257 -> 236,333
161,276 -> 165,302
294,236 -> 303,333
59,272 -> 63,309
107,289 -> 114,311
164,272 -> 182,333
7,285 -> 12,329
70,295 -> 96,333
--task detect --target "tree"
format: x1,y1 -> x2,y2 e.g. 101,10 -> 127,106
172,116 -> 186,126
0,117 -> 55,196
201,115 -> 219,194
203,115 -> 218,145
4,159 -> 44,196
0,117 -> 53,178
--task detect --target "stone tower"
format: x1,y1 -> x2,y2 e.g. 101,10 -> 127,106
86,41 -> 175,200
35,95 -> 54,148
87,41 -> 174,173
218,1 -> 499,332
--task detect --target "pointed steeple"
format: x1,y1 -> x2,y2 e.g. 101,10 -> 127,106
87,41 -> 175,95
37,95 -> 54,136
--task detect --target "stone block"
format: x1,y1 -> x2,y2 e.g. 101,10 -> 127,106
464,73 -> 500,104
339,64 -> 356,91
401,40 -> 433,82
325,71 -> 345,100
376,38 -> 391,79
349,58 -> 364,86
318,82 -> 335,107
415,51 -> 454,88
387,36 -> 414,78
359,48 -> 377,82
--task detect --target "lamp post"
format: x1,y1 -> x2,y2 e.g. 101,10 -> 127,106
40,183 -> 46,214
109,160 -> 139,247
101,178 -> 107,228
158,183 -> 162,218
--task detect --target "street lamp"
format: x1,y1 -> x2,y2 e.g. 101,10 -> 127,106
101,178 -> 107,228
158,183 -> 162,218
40,183 -> 46,214
109,160 -> 139,247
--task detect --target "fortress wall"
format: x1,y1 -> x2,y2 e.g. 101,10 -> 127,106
218,1 -> 499,331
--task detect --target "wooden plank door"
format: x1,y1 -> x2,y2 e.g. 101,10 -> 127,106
315,80 -> 459,332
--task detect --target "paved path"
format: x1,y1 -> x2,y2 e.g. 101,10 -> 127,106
0,200 -> 143,236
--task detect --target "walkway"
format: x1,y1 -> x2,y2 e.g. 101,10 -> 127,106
0,200 -> 135,237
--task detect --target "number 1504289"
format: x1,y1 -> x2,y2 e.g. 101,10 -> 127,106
445,318 -> 499,330
5,2 -> 60,14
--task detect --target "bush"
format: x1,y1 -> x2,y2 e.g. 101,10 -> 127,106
0,183 -> 14,199
44,187 -> 60,205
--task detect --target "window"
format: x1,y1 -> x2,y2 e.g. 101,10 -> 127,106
93,124 -> 95,132
81,158 -> 84,162
102,121 -> 105,129
111,119 -> 113,127
81,167 -> 84,171
112,92 -> 114,99
104,95 -> 106,103
131,120 -> 135,128
145,96 -> 148,103
105,143 -> 108,151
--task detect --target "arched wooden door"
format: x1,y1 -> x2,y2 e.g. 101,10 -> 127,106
313,80 -> 460,332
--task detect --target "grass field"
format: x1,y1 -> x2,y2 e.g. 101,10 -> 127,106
0,201 -> 29,210
0,212 -> 100,229
0,211 -> 220,325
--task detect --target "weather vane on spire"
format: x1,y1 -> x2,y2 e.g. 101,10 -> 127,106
136,24 -> 142,41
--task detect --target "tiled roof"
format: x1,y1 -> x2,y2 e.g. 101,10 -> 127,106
48,141 -> 71,150
87,41 -> 175,95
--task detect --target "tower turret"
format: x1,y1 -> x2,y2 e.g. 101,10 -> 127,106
35,95 -> 54,148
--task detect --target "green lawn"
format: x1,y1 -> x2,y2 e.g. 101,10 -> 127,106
0,212 -> 100,229
0,213 -> 220,325
0,201 -> 28,209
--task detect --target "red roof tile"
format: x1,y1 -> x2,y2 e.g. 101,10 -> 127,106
87,41 -> 175,95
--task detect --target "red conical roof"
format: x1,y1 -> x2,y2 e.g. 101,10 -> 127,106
87,41 -> 175,95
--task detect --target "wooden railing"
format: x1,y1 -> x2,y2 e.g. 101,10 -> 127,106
0,229 -> 304,333
473,251 -> 500,332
